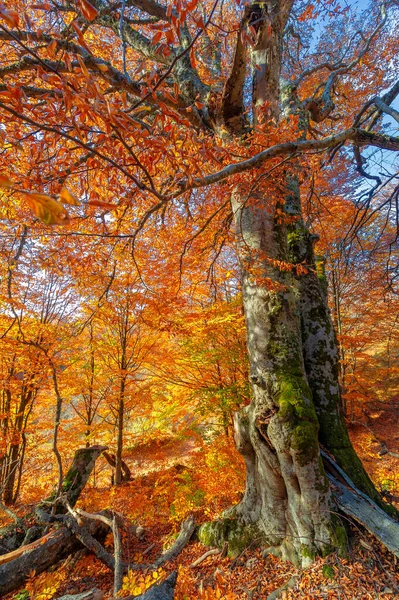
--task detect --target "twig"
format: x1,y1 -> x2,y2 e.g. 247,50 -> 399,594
190,548 -> 220,567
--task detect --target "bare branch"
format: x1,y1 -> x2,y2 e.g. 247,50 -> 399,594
373,96 -> 399,125
303,2 -> 388,122
354,146 -> 382,185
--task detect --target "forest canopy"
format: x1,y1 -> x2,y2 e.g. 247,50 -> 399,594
0,0 -> 399,598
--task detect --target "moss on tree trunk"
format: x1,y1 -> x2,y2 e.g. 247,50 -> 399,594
198,189 -> 347,566
285,175 -> 396,517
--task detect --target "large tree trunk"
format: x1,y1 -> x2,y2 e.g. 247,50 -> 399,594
199,174 -> 397,564
284,175 -> 396,516
199,189 -> 346,566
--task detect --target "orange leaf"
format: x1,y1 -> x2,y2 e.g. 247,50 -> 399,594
0,174 -> 14,188
88,200 -> 117,209
47,39 -> 57,58
71,20 -> 91,53
193,15 -> 205,29
23,192 -> 69,225
96,62 -> 108,73
76,55 -> 90,78
78,0 -> 98,21
0,7 -> 19,28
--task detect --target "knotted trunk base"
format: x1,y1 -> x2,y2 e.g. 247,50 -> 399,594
199,403 -> 347,567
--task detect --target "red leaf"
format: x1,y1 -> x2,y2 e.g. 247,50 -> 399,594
151,31 -> 163,45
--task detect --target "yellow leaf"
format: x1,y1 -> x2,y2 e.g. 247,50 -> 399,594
132,586 -> 142,595
60,187 -> 80,206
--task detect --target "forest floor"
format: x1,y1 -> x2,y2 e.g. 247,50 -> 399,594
3,408 -> 399,600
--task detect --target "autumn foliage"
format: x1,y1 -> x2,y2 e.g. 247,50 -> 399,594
0,0 -> 398,597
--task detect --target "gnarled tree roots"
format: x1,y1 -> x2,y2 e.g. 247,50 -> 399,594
199,403 -> 347,568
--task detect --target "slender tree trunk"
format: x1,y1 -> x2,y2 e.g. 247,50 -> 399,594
115,377 -> 126,486
3,444 -> 20,506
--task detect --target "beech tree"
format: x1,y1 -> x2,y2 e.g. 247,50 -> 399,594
0,0 -> 399,565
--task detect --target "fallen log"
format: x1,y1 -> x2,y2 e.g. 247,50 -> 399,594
322,450 -> 399,558
0,520 -> 26,555
0,516 -> 110,597
0,445 -> 107,556
152,516 -> 196,568
0,506 -> 194,597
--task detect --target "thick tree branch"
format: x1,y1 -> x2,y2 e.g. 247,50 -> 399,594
96,14 -> 171,65
221,20 -> 247,133
174,128 -> 399,193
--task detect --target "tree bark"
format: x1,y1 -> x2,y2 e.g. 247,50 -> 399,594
42,444 -> 108,511
103,451 -> 131,482
55,591 -> 104,600
115,377 -> 126,486
284,175 -> 397,516
199,189 -> 345,566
